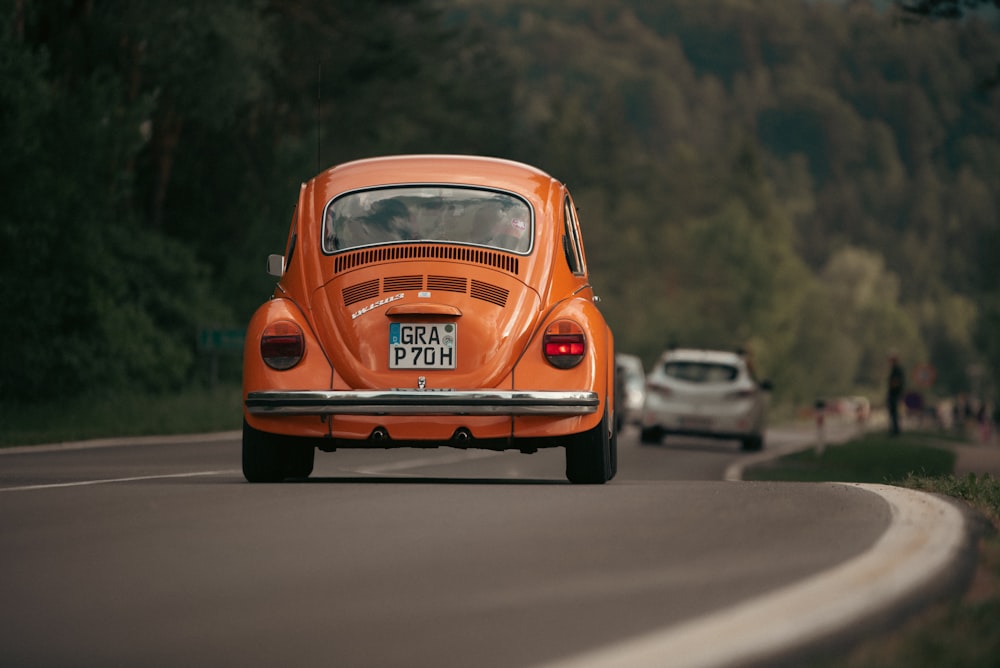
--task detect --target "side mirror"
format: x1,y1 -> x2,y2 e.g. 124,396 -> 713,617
267,254 -> 285,277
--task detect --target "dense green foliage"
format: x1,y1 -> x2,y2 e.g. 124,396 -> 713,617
2,0 -> 997,410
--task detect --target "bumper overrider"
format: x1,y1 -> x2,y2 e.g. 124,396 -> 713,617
245,390 -> 600,416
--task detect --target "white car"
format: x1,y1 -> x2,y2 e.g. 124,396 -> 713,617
639,348 -> 771,450
615,353 -> 646,431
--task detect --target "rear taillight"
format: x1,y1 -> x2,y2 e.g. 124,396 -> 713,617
646,382 -> 672,397
542,320 -> 586,369
728,388 -> 757,399
261,320 -> 304,370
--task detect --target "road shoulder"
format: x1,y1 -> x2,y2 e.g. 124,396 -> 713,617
535,482 -> 975,668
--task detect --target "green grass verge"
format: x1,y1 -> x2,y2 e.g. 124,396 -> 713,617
745,430 -> 1000,668
0,384 -> 243,448
746,432 -> 957,483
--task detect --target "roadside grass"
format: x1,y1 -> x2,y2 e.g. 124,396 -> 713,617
746,432 -> 957,483
745,430 -> 1000,668
0,384 -> 243,448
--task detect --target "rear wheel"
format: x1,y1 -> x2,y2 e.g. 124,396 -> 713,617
284,443 -> 316,479
242,420 -> 316,482
565,409 -> 614,484
609,416 -> 619,480
741,434 -> 764,452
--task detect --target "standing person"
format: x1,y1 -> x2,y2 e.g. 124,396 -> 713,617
887,354 -> 905,435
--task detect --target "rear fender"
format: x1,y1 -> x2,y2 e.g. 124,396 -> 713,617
243,298 -> 333,437
512,296 -> 611,438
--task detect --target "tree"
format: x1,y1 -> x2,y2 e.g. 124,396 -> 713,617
819,247 -> 926,389
893,0 -> 1000,396
0,3 -> 237,400
5,0 -> 999,409
897,0 -> 1000,20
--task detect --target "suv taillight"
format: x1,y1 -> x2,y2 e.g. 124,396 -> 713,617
647,382 -> 672,397
261,320 -> 304,370
543,320 -> 586,369
728,388 -> 757,399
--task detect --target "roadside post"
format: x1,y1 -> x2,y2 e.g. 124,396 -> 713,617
814,398 -> 826,456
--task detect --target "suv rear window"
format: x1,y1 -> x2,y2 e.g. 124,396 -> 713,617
663,362 -> 738,383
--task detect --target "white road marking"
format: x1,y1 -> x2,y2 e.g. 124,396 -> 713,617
0,470 -> 241,492
533,483 -> 968,668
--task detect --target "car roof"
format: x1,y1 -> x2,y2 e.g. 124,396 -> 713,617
311,154 -> 561,201
660,348 -> 745,365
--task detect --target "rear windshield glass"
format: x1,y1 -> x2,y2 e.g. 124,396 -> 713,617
663,362 -> 739,383
323,186 -> 533,254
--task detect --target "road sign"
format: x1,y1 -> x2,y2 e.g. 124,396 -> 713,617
198,327 -> 245,353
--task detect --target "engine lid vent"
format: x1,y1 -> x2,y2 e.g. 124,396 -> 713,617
331,244 -> 519,275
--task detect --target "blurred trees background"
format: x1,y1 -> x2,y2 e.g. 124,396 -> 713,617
1,0 -> 998,409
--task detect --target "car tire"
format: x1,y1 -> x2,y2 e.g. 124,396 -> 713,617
242,420 -> 315,482
609,417 -> 619,480
639,426 -> 663,445
741,435 -> 764,451
284,443 -> 316,479
565,408 -> 613,484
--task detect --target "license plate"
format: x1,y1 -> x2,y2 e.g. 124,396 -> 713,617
389,322 -> 457,369
680,416 -> 712,430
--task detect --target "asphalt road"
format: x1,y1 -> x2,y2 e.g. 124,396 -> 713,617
0,423 -> 970,668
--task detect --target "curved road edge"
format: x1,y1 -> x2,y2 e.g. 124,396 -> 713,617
2,428 -> 980,667
535,482 -> 976,668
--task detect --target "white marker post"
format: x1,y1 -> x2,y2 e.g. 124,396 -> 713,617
814,399 -> 826,457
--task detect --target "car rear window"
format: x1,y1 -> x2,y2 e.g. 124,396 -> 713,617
663,361 -> 739,383
323,186 -> 533,254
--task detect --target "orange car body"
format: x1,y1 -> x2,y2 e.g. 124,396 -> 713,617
242,155 -> 616,483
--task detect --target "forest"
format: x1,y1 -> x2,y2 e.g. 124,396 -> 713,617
2,0 -> 998,411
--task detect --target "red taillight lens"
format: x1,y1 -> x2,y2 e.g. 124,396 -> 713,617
728,388 -> 757,399
647,382 -> 672,397
542,320 -> 586,369
261,320 -> 304,370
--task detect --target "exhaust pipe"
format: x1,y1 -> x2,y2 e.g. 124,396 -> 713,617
370,427 -> 389,441
452,428 -> 472,444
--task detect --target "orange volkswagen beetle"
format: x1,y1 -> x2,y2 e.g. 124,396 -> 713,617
242,155 -> 617,484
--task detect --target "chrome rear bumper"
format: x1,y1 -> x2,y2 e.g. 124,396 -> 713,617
245,389 -> 599,416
